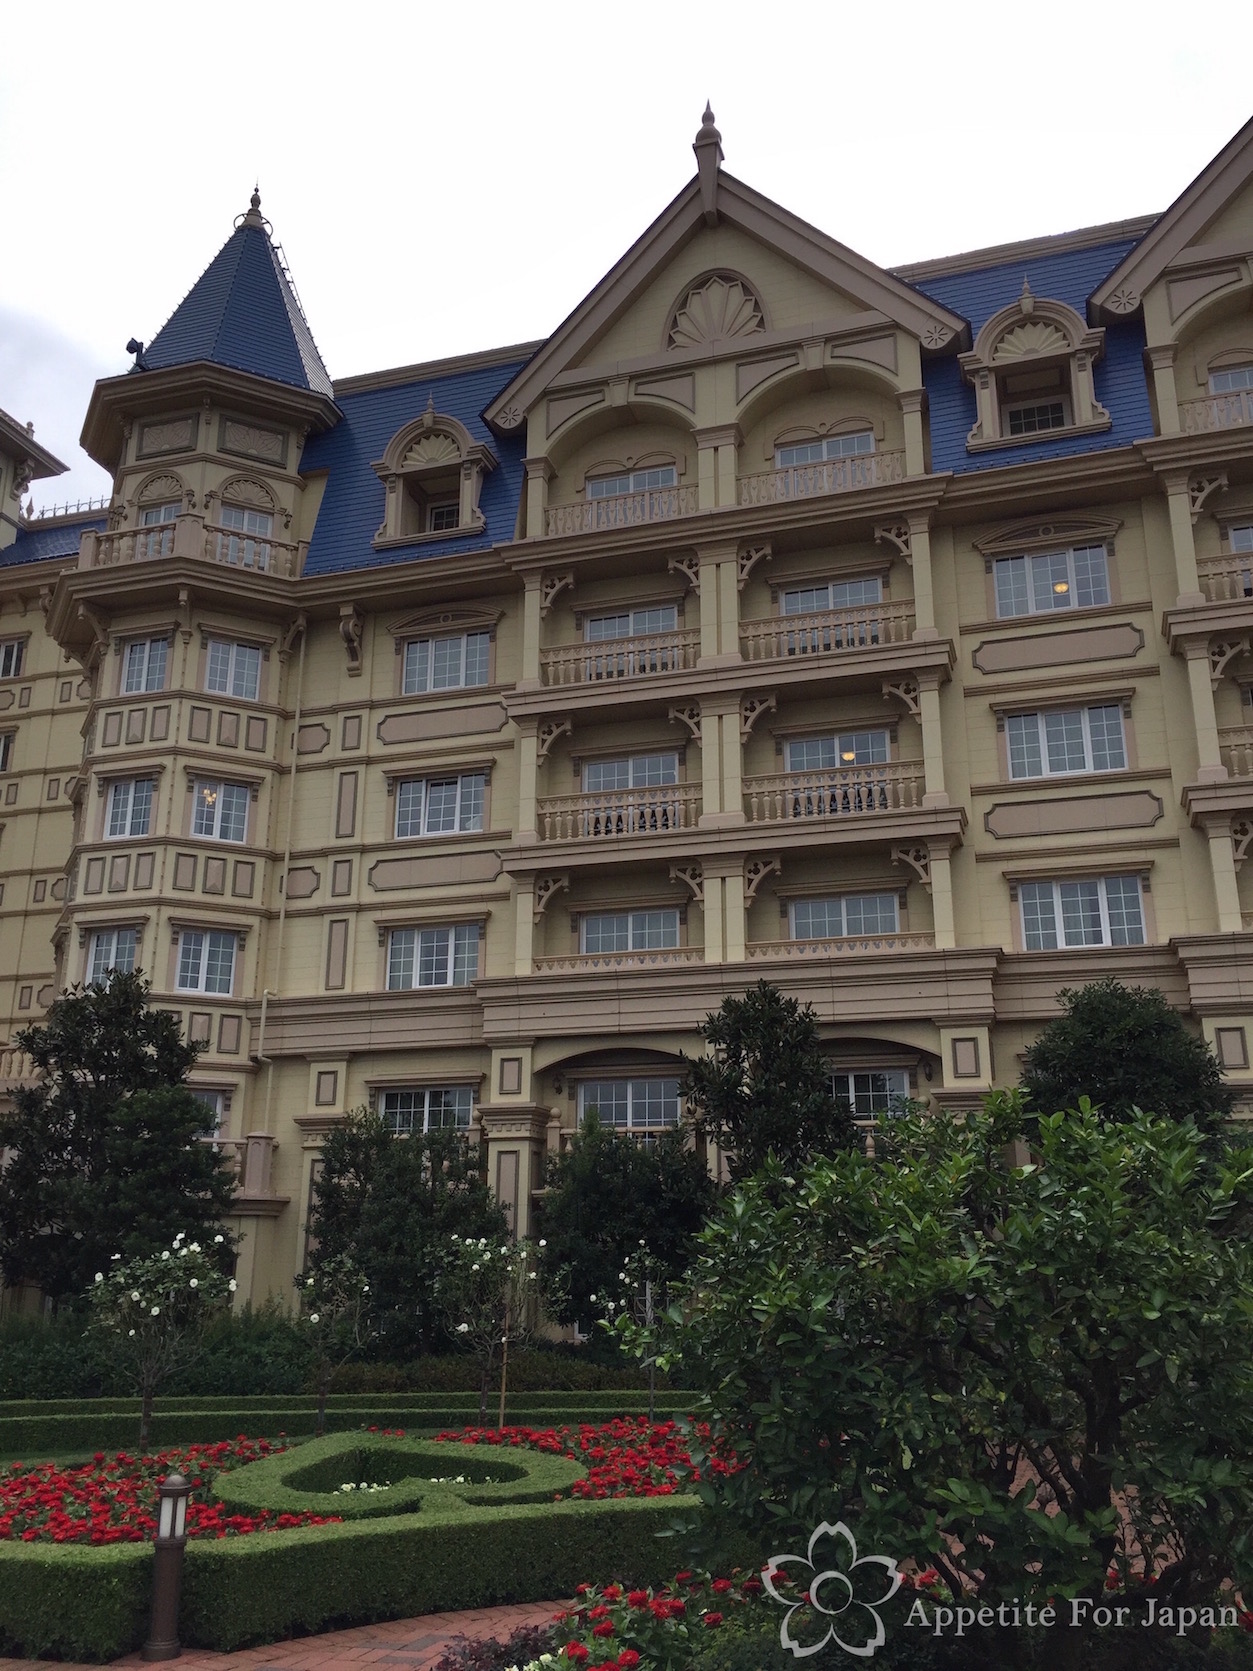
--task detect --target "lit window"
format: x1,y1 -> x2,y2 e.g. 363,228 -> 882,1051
394,773 -> 485,838
1007,706 -> 1126,779
380,1086 -> 473,1134
585,605 -> 678,641
578,1078 -> 680,1134
580,910 -> 680,954
781,577 -> 882,616
192,780 -> 249,843
1210,364 -> 1253,394
215,504 -> 273,571
587,466 -> 677,500
123,638 -> 167,693
106,777 -> 155,838
176,930 -> 237,994
137,501 -> 179,558
0,640 -> 24,679
402,632 -> 490,695
829,1070 -> 910,1118
790,895 -> 899,940
426,502 -> 460,533
205,639 -> 261,701
386,924 -> 479,990
1019,876 -> 1145,950
786,730 -> 889,772
88,928 -> 138,983
776,432 -> 874,467
994,547 -> 1110,618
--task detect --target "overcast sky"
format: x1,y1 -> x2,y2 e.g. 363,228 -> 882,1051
4,0 -> 1252,509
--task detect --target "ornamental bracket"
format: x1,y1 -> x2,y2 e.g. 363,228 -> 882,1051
536,717 -> 572,763
874,521 -> 913,563
669,862 -> 705,903
533,873 -> 570,923
744,854 -> 781,904
1210,637 -> 1250,688
892,843 -> 932,892
668,703 -> 702,742
667,554 -> 700,592
1190,473 -> 1228,524
540,572 -> 574,617
883,679 -> 921,719
740,692 -> 776,741
737,542 -> 771,590
339,603 -> 364,676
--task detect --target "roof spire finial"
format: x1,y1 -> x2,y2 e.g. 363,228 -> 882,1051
693,101 -> 724,228
243,184 -> 266,229
1019,275 -> 1035,316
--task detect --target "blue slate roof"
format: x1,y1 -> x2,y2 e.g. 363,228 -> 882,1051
142,212 -> 333,399
299,359 -> 528,577
907,239 -> 1152,475
0,513 -> 106,568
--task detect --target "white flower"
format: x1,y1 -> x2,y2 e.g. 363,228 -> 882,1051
130,1291 -> 141,1302
528,1271 -> 537,1281
161,1251 -> 170,1261
309,1312 -> 320,1324
471,1264 -> 480,1272
457,1323 -> 470,1334
589,1293 -> 597,1302
94,1272 -> 103,1283
639,1239 -> 646,1247
228,1279 -> 237,1292
362,1284 -> 370,1293
189,1242 -> 200,1253
174,1233 -> 185,1244
214,1235 -> 224,1244
150,1305 -> 160,1316
189,1278 -> 198,1289
111,1253 -> 122,1261
128,1328 -> 136,1337
179,1246 -> 189,1257
538,1239 -> 547,1248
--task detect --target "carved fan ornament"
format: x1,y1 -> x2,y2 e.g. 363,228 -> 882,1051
137,473 -> 184,505
402,432 -> 461,468
991,320 -> 1069,361
668,274 -> 765,350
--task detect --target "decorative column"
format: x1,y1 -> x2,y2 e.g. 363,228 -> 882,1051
513,876 -> 535,974
523,458 -> 554,539
1182,638 -> 1229,784
876,518 -> 936,638
1163,470 -> 1206,607
917,671 -> 948,807
702,872 -> 725,962
1146,346 -> 1180,435
899,390 -> 927,477
516,717 -> 540,838
519,574 -> 544,688
928,844 -> 957,950
478,1107 -> 552,1239
1203,816 -> 1244,934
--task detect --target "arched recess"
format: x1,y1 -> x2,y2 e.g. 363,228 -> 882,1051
543,399 -> 697,520
1169,282 -> 1253,417
372,404 -> 497,544
737,361 -> 907,481
536,1045 -> 689,1142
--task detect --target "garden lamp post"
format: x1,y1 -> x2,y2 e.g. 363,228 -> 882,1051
143,1471 -> 192,1660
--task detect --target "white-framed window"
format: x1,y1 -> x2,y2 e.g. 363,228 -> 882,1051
123,637 -> 168,693
1210,364 -> 1253,394
0,732 -> 12,773
781,576 -> 882,616
1019,875 -> 1146,950
583,752 -> 679,793
994,546 -> 1110,618
1006,705 -> 1126,779
587,466 -> 677,500
205,638 -> 261,701
401,632 -> 490,695
0,639 -> 24,679
191,1089 -> 226,1134
580,909 -> 680,954
192,780 -> 249,843
426,502 -> 460,533
578,1077 -> 680,1134
106,776 -> 155,838
585,604 -> 678,641
829,1069 -> 911,1118
137,501 -> 179,559
386,924 -> 479,990
215,504 -> 273,570
776,431 -> 874,468
380,1085 -> 473,1134
176,929 -> 237,994
1229,523 -> 1253,555
394,773 -> 485,838
785,730 -> 890,772
790,894 -> 899,940
1005,399 -> 1067,436
88,928 -> 138,983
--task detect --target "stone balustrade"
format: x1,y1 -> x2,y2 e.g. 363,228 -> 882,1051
1219,726 -> 1253,777
540,628 -> 701,686
1198,554 -> 1253,603
744,762 -> 925,823
1180,391 -> 1253,436
740,599 -> 915,661
545,484 -> 699,537
79,516 -> 300,578
738,449 -> 905,507
535,783 -> 701,841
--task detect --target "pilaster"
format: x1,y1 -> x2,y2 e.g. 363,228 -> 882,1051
1182,638 -> 1228,783
1163,469 -> 1205,607
1146,346 -> 1179,435
477,1105 -> 552,1238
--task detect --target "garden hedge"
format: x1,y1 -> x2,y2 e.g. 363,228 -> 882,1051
0,1541 -> 151,1662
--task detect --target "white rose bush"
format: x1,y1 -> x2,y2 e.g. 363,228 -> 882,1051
293,1250 -> 375,1438
434,1235 -> 561,1424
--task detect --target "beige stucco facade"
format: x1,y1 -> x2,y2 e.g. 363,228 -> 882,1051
6,116 -> 1253,1306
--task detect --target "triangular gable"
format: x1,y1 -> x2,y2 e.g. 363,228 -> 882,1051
484,164 -> 968,433
1090,115 -> 1253,322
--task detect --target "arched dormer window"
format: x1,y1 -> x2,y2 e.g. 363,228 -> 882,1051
133,472 -> 186,559
959,282 -> 1110,451
372,402 -> 498,546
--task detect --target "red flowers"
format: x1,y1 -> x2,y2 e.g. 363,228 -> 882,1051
0,1438 -> 340,1545
554,1573 -> 760,1665
616,1653 -> 640,1668
564,1645 -> 589,1662
591,1622 -> 615,1639
702,1613 -> 723,1629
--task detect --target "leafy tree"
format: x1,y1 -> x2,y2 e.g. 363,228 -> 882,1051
538,1113 -> 718,1327
293,1252 -> 375,1437
1021,977 -> 1235,1132
681,981 -> 859,1180
0,972 -> 237,1303
625,1096 -> 1253,1668
435,1234 -> 552,1423
304,1110 -> 507,1355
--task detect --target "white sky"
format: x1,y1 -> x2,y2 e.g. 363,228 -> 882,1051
4,0 -> 1252,509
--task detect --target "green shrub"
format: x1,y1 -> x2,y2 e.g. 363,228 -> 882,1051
0,1541 -> 150,1663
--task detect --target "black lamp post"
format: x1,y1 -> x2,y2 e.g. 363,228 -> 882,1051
142,1472 -> 193,1661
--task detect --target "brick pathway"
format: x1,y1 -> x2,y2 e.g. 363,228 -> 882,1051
0,1596 -> 564,1671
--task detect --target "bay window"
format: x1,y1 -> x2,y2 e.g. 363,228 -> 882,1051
107,776 -> 155,838
205,638 -> 261,701
123,637 -> 168,693
88,928 -> 138,983
176,930 -> 237,994
193,779 -> 249,843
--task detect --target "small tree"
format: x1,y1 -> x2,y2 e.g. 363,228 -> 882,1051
87,1233 -> 235,1446
538,1113 -> 718,1328
1021,977 -> 1235,1132
435,1236 -> 552,1424
681,980 -> 859,1180
0,971 -> 237,1303
293,1252 -> 375,1438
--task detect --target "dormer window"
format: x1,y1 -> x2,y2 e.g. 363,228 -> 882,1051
372,404 -> 497,546
587,465 -> 677,500
960,283 -> 1110,450
426,501 -> 460,533
775,432 -> 873,467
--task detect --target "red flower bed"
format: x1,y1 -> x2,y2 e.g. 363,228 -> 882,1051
0,1436 -> 341,1544
433,1415 -> 740,1500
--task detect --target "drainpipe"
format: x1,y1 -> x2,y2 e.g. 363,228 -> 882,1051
259,614 -> 307,1135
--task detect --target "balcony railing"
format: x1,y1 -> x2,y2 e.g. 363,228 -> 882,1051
80,518 -> 300,579
533,947 -> 705,974
1220,726 -> 1253,778
744,763 -> 925,823
546,485 -> 699,538
738,449 -> 906,507
1180,391 -> 1253,436
204,1134 -> 280,1197
747,932 -> 936,960
536,783 -> 701,842
740,600 -> 915,663
0,1047 -> 38,1093
1198,554 -> 1253,603
541,628 -> 701,687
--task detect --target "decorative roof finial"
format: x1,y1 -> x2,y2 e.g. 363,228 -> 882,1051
1019,276 -> 1035,317
693,102 -> 724,227
242,185 -> 266,230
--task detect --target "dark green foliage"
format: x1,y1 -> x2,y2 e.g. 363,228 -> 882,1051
431,1623 -> 556,1671
1021,977 -> 1235,1130
681,981 -> 859,1180
305,1111 -> 508,1354
538,1113 -> 719,1325
0,1541 -> 150,1662
0,972 -> 236,1302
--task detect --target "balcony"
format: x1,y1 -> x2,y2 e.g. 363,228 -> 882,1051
541,628 -> 701,687
747,932 -> 936,960
738,450 -> 906,507
545,485 -> 699,538
205,1133 -> 286,1207
0,1047 -> 37,1095
533,947 -> 705,974
79,518 -> 300,579
1199,554 -> 1253,603
1180,391 -> 1253,436
740,600 -> 915,663
1220,726 -> 1253,777
744,763 -> 925,824
536,783 -> 701,842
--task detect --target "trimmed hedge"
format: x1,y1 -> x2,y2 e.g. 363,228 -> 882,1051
0,1541 -> 150,1662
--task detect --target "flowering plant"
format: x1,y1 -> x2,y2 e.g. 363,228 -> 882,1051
435,1236 -> 560,1424
551,1572 -> 763,1671
293,1251 -> 375,1437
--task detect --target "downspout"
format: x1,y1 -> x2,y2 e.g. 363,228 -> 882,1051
259,613 -> 307,1135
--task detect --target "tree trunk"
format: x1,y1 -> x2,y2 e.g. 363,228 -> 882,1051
316,1365 -> 330,1439
498,1306 -> 510,1430
139,1385 -> 154,1450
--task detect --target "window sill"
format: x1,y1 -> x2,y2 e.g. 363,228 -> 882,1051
968,765 -> 1167,796
373,517 -> 486,552
958,599 -> 1152,636
965,417 -> 1112,454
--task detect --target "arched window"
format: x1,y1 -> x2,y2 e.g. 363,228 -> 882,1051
959,283 -> 1110,450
